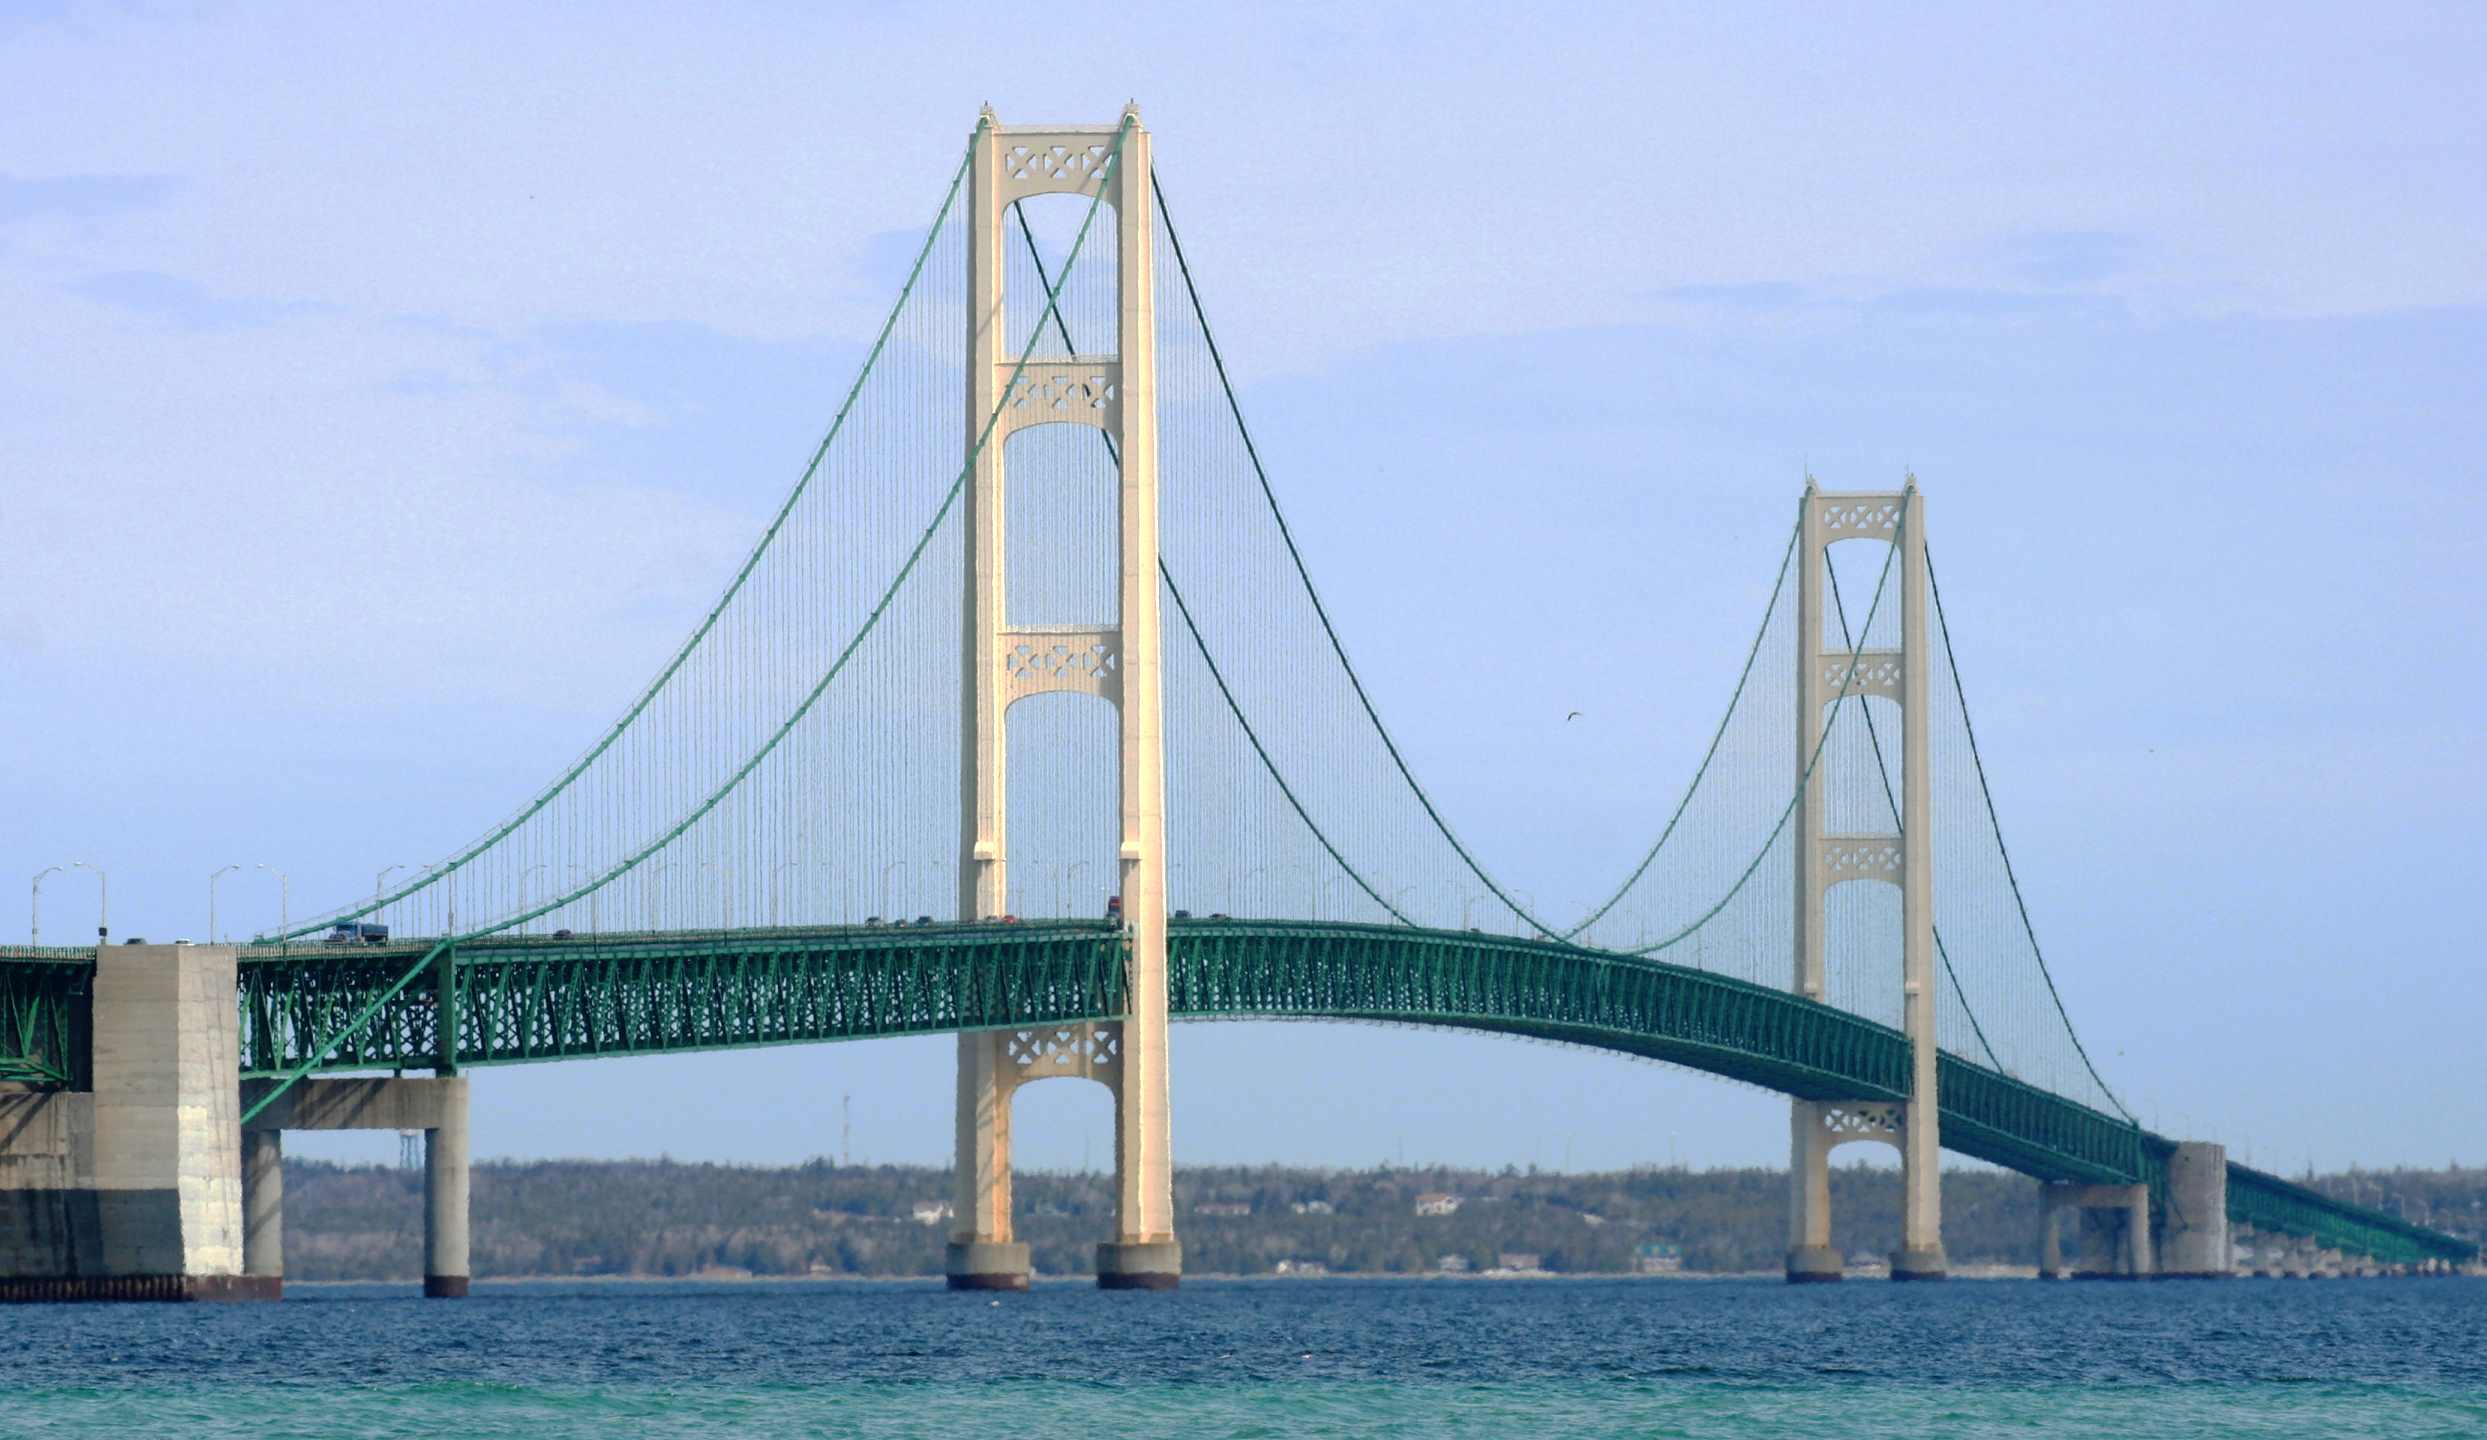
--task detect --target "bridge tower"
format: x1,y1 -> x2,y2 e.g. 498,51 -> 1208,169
948,105 -> 1180,1291
1786,481 -> 1947,1282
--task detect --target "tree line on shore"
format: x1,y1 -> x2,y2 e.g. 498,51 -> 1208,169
275,1157 -> 2487,1281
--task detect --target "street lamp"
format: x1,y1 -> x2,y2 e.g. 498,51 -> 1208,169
30,865 -> 62,946
70,862 -> 107,943
207,864 -> 240,944
566,865 -> 600,934
518,864 -> 547,929
255,864 -> 290,948
644,861 -> 672,933
1064,860 -> 1089,919
702,861 -> 732,930
772,857 -> 803,928
880,860 -> 909,921
373,865 -> 405,934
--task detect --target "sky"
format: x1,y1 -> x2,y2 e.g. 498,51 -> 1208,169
2,1 -> 2482,1179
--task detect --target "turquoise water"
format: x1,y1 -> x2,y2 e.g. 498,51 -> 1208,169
6,1277 -> 2482,1437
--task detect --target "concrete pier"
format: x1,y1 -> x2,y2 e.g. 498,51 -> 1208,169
423,1084 -> 469,1298
238,1074 -> 470,1297
2156,1141 -> 2230,1277
2043,1180 -> 2153,1279
242,1128 -> 283,1293
0,944 -> 269,1301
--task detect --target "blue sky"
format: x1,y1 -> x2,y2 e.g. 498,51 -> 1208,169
2,2 -> 2481,1175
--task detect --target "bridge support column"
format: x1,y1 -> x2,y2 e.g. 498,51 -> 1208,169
1785,1102 -> 1842,1282
952,107 -> 1178,1292
242,1128 -> 283,1293
1096,108 -> 1178,1294
239,1075 -> 470,1296
422,1076 -> 469,1297
1790,483 -> 1944,1282
2047,1181 -> 2151,1278
2,944 -> 268,1301
947,1031 -> 1030,1290
2155,1141 -> 2229,1278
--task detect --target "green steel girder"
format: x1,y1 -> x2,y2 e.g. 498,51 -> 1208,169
237,921 -> 1127,1075
0,954 -> 88,1089
1166,920 -> 2144,1184
1168,919 -> 1910,1102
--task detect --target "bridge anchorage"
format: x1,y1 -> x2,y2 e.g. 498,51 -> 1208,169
3,105 -> 2480,1299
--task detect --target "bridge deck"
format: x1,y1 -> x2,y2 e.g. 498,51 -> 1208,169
2,922 -> 2469,1265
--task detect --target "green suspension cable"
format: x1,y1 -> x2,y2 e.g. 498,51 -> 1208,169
1007,199 -> 1412,926
246,119 -> 1132,1115
1821,515 -> 2004,1073
1926,548 -> 2135,1122
274,130 -> 982,942
1561,507 -> 1803,939
1626,495 -> 1909,958
1154,177 -> 1563,939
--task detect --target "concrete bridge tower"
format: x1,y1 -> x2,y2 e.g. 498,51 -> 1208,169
1786,482 -> 1948,1282
949,105 -> 1179,1291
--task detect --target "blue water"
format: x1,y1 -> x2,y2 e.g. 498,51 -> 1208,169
5,1278 -> 2483,1437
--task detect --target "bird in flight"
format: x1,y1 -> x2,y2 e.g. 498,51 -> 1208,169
1566,711 -> 1582,722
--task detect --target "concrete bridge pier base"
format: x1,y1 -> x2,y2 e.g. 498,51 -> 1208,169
2154,1141 -> 2230,1278
239,1074 -> 469,1298
945,1030 -> 1031,1292
422,1078 -> 470,1298
0,943 -> 268,1302
2044,1181 -> 2152,1278
1783,1102 -> 1842,1282
241,1129 -> 283,1296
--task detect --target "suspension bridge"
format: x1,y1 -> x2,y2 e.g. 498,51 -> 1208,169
2,107 -> 2474,1300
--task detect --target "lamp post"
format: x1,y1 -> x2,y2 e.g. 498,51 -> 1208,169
772,858 -> 803,928
31,865 -> 62,945
255,864 -> 289,948
702,861 -> 732,930
880,860 -> 908,922
374,865 -> 405,930
644,861 -> 672,933
70,862 -> 107,943
1064,860 -> 1089,919
517,864 -> 546,930
566,865 -> 600,934
207,864 -> 240,944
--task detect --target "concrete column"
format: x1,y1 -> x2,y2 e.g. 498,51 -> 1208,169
1096,107 -> 1179,1293
958,105 -> 1008,933
241,1128 -> 283,1291
946,1031 -> 1030,1289
1890,484 -> 1945,1282
2155,1141 -> 2230,1278
1784,488 -> 1835,1285
422,1075 -> 469,1297
1785,1102 -> 1840,1282
81,943 -> 267,1300
944,109 -> 1032,1297
2037,1183 -> 2066,1278
2123,1185 -> 2154,1277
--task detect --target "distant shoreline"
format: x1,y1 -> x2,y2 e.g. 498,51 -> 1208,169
285,1264 -> 2047,1287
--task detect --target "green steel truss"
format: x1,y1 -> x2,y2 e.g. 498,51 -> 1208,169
0,951 -> 89,1088
235,922 -> 1126,1074
5,925 -> 2468,1264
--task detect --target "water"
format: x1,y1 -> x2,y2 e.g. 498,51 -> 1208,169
5,1278 -> 2482,1437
